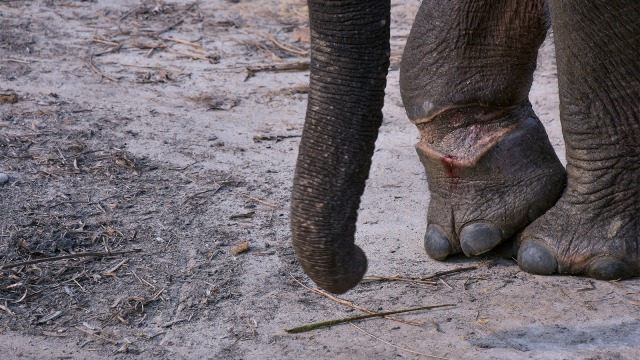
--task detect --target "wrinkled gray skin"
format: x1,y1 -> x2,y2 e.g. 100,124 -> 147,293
291,0 -> 640,294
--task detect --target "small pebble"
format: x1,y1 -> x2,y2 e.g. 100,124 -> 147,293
0,173 -> 8,184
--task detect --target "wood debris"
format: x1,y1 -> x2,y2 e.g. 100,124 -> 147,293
231,241 -> 250,255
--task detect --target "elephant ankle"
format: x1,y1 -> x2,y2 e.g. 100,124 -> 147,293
415,103 -> 535,166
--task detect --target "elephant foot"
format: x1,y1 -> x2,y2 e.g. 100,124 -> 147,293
416,104 -> 566,260
518,175 -> 640,280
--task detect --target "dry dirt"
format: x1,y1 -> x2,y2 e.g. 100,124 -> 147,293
1,1 -> 639,359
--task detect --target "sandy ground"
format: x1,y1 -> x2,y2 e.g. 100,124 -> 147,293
1,1 -> 639,359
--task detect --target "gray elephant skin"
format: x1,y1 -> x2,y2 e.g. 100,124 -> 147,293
291,0 -> 640,294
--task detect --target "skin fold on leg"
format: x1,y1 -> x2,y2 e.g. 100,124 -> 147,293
400,0 -> 566,259
518,0 -> 640,279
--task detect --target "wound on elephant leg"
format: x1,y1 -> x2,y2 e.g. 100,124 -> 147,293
416,104 -> 566,259
440,155 -> 459,190
416,105 -> 527,193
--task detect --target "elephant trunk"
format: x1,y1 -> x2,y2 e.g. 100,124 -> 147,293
291,0 -> 390,294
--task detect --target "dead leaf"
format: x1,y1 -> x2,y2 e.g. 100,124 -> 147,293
0,92 -> 17,104
293,27 -> 310,43
18,239 -> 30,253
231,241 -> 250,255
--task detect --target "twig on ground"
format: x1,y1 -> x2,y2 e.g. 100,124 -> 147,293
92,38 -> 119,46
362,266 -> 477,285
0,303 -> 15,315
159,42 -> 210,61
440,278 -> 454,290
291,276 -> 424,326
130,270 -> 156,290
252,134 -> 301,143
245,61 -> 309,80
151,19 -> 185,36
88,55 -> 119,82
1,58 -> 36,64
264,34 -> 308,56
237,193 -> 278,208
285,304 -> 454,334
102,259 -> 128,276
420,266 -> 477,280
362,275 -> 437,286
350,323 -> 449,359
182,182 -> 228,205
0,249 -> 141,270
162,318 -> 187,328
76,326 -> 120,345
130,40 -> 209,61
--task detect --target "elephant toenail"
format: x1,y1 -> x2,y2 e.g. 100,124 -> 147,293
424,225 -> 452,260
460,222 -> 503,256
587,257 -> 635,280
517,241 -> 557,275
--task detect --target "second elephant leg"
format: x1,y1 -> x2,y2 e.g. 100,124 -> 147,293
399,0 -> 566,259
518,0 -> 640,280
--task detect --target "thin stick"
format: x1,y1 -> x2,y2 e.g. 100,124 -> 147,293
363,266 -> 477,285
182,183 -> 227,205
237,193 -> 278,208
88,55 -> 118,82
285,304 -> 454,334
420,266 -> 477,280
162,37 -> 204,49
160,43 -> 209,61
265,34 -> 308,56
245,61 -> 310,80
440,278 -> 454,290
92,38 -> 119,46
1,58 -> 35,64
362,275 -> 437,286
291,276 -> 424,326
0,249 -> 141,270
75,326 -> 119,345
152,19 -> 185,36
350,323 -> 449,359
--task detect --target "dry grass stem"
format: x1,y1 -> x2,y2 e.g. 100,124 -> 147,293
420,266 -> 477,280
88,55 -> 119,82
264,33 -> 308,56
245,61 -> 310,79
237,193 -> 278,208
0,249 -> 141,270
183,183 -> 228,205
363,266 -> 477,286
362,275 -> 437,286
102,259 -> 128,276
291,276 -> 424,327
92,38 -> 119,46
285,304 -> 455,334
439,278 -> 454,290
1,58 -> 34,64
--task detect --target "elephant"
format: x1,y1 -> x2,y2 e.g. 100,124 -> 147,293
291,0 -> 640,294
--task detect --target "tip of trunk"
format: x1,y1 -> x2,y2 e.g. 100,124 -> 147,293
294,242 -> 368,294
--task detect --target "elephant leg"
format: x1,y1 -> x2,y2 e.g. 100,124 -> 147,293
399,0 -> 566,259
518,1 -> 640,279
